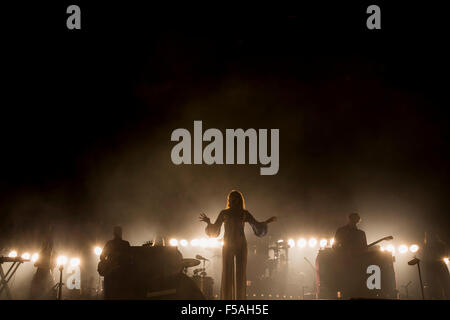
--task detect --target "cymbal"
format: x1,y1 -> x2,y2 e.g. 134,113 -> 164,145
182,258 -> 200,268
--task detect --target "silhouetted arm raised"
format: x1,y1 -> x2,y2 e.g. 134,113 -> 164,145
245,211 -> 276,237
200,211 -> 225,238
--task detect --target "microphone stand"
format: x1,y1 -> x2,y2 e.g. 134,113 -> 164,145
408,257 -> 425,300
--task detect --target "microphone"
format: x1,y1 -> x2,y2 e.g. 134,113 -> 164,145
196,254 -> 209,261
408,257 -> 420,265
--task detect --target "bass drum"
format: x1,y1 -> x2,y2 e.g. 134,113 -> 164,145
192,276 -> 214,299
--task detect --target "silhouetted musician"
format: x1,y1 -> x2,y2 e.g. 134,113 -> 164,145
98,226 -> 131,299
29,226 -> 56,299
333,212 -> 367,253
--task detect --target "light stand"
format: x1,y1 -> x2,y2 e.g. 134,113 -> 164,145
57,265 -> 64,300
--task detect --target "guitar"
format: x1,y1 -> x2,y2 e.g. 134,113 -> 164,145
367,236 -> 393,248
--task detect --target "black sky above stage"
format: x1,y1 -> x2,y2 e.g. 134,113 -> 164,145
1,3 -> 449,251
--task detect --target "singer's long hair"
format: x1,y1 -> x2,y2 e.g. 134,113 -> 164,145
226,190 -> 245,210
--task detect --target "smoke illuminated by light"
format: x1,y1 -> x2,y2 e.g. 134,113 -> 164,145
191,239 -> 199,247
70,257 -> 80,267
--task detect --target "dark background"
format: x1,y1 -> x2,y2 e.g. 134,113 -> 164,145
1,1 -> 449,253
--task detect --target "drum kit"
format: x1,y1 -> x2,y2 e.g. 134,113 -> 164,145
182,254 -> 214,299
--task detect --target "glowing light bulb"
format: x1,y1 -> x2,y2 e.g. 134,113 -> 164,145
409,244 -> 419,253
386,244 -> 395,254
169,238 -> 178,246
94,246 -> 102,256
31,253 -> 39,262
398,245 -> 408,254
287,239 -> 295,248
180,239 -> 188,247
199,238 -> 208,248
56,255 -> 68,266
21,252 -> 31,260
8,251 -> 17,258
207,238 -> 219,248
308,238 -> 317,248
319,239 -> 327,248
297,238 -> 307,248
330,238 -> 335,246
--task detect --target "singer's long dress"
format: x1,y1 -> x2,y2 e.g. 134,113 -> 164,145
205,208 -> 268,300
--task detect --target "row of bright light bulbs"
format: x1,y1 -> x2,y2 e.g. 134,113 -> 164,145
8,250 -> 81,267
166,237 -> 331,248
10,245 -> 449,266
165,237 -> 422,254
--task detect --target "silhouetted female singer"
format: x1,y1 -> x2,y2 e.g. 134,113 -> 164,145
199,190 -> 277,300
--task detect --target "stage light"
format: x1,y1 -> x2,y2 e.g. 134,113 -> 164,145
56,255 -> 68,266
207,238 -> 219,248
180,239 -> 188,247
287,239 -> 295,248
8,250 -> 17,258
169,238 -> 178,246
398,245 -> 408,254
409,244 -> 419,253
297,238 -> 306,248
191,239 -> 199,247
21,252 -> 31,260
386,244 -> 395,254
199,238 -> 208,248
94,246 -> 102,256
31,253 -> 39,262
380,246 -> 385,252
319,239 -> 327,248
70,257 -> 80,267
277,239 -> 284,243
444,257 -> 449,264
330,238 -> 335,246
220,240 -> 224,246
309,238 -> 317,248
